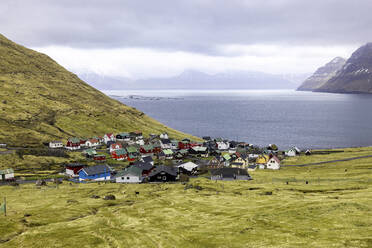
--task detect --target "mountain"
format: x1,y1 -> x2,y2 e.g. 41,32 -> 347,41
0,34 -> 196,146
297,57 -> 346,91
316,43 -> 372,93
81,70 -> 300,90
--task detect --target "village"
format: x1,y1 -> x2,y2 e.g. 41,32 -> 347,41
0,131 -> 307,184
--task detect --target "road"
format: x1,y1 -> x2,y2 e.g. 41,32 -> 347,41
284,154 -> 372,167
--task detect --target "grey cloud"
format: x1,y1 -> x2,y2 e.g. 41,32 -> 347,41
0,0 -> 371,54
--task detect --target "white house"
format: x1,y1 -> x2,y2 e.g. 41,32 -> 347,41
103,133 -> 116,144
160,133 -> 169,139
266,156 -> 281,170
285,148 -> 297,157
84,138 -> 100,148
177,162 -> 199,174
0,168 -> 14,181
115,167 -> 143,183
49,141 -> 63,149
109,143 -> 123,153
216,140 -> 230,150
135,139 -> 145,146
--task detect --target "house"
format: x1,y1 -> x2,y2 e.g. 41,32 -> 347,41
103,133 -> 115,144
285,148 -> 297,157
0,143 -> 6,148
147,165 -> 178,182
65,163 -> 84,177
159,149 -> 174,160
170,140 -> 179,150
66,137 -> 81,150
79,164 -> 112,181
111,148 -> 127,161
0,168 -> 14,181
116,132 -> 130,141
247,164 -> 257,171
83,148 -> 97,158
202,136 -> 212,141
207,156 -> 223,168
174,149 -> 189,159
115,166 -> 143,183
305,149 -> 312,156
231,155 -> 249,168
215,138 -> 230,150
178,139 -> 192,149
222,153 -> 232,167
131,161 -> 154,176
140,144 -> 154,155
160,133 -> 169,139
84,138 -> 100,148
177,162 -> 199,175
130,131 -> 143,140
210,168 -> 251,181
160,139 -> 172,149
93,154 -> 106,162
267,156 -> 281,170
141,156 -> 154,165
189,146 -> 209,157
256,154 -> 269,164
109,143 -> 123,153
126,146 -> 140,161
135,139 -> 145,146
49,141 -> 63,149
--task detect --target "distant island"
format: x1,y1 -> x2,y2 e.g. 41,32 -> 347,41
298,43 -> 372,94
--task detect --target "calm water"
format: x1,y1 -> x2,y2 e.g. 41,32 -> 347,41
105,90 -> 372,149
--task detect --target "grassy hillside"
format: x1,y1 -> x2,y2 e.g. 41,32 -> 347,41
1,147 -> 372,247
0,34 -> 198,146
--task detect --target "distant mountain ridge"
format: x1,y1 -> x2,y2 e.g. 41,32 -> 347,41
316,43 -> 372,93
297,57 -> 346,91
79,70 -> 301,90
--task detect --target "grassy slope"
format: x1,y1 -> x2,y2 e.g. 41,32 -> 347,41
0,34 -> 199,146
1,147 -> 372,247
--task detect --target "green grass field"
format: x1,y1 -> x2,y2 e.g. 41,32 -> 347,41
1,147 -> 372,247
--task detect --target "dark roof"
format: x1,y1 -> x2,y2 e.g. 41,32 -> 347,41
142,156 -> 153,163
211,168 -> 250,178
132,162 -> 154,171
148,165 -> 177,177
82,164 -> 112,176
161,139 -> 171,144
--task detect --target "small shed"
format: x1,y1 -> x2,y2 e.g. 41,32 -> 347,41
0,168 -> 14,181
49,141 -> 63,149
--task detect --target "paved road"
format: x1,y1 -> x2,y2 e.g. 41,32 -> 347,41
284,154 -> 372,167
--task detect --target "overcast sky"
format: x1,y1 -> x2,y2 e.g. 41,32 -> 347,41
1,0 -> 371,79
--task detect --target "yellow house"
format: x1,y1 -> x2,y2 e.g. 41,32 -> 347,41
231,157 -> 249,168
256,155 -> 269,164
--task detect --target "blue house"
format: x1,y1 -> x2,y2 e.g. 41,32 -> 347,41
79,164 -> 112,181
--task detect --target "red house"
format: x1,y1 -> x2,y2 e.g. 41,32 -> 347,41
140,144 -> 154,154
111,149 -> 127,161
65,163 -> 84,177
93,154 -> 106,162
66,137 -> 81,150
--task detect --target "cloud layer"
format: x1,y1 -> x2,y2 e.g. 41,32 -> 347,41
1,0 -> 370,77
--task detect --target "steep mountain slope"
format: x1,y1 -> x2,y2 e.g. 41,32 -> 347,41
0,34 -> 196,146
80,70 -> 299,90
316,43 -> 372,93
297,57 -> 345,91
